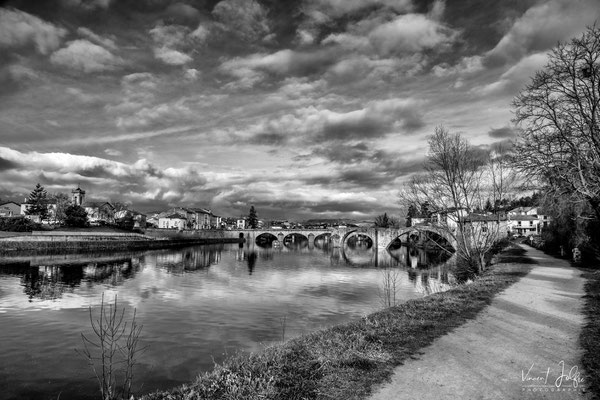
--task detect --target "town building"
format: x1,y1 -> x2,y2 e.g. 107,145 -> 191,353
0,201 -> 21,217
507,207 -> 551,236
83,201 -> 115,225
159,214 -> 187,230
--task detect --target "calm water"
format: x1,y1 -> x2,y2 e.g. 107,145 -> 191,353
0,241 -> 454,400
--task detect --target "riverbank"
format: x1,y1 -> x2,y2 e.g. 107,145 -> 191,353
0,228 -> 242,253
140,244 -> 534,400
370,244 -> 589,400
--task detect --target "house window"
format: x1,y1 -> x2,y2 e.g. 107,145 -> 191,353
529,221 -> 533,226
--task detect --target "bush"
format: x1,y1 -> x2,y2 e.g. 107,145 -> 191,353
64,205 -> 88,227
115,215 -> 134,231
0,216 -> 41,232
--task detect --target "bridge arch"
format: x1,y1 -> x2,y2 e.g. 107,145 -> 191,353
385,226 -> 456,252
341,229 -> 375,249
255,232 -> 278,247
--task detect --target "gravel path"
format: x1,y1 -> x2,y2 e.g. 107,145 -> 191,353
369,245 -> 590,400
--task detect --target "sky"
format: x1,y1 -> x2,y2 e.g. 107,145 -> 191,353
0,0 -> 598,220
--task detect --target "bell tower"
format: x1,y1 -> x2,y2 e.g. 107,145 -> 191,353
71,185 -> 86,206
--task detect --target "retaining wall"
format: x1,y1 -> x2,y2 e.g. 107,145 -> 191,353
0,229 -> 242,253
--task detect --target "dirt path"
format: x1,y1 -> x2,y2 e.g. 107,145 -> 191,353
369,245 -> 590,400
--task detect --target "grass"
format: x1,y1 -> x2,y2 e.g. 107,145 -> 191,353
580,268 -> 600,400
140,245 -> 533,400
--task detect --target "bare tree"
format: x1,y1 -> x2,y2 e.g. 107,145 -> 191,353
513,25 -> 600,220
400,126 -> 511,273
488,142 -> 518,211
379,267 -> 401,308
49,192 -> 70,224
77,293 -> 145,400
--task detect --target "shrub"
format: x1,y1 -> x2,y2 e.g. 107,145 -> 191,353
64,205 -> 88,227
0,216 -> 41,232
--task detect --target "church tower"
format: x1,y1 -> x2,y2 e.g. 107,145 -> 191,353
72,186 -> 86,206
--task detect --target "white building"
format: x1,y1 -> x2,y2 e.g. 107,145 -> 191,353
158,214 -> 187,230
507,207 -> 551,236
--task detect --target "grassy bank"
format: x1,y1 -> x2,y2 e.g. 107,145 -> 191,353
140,245 -> 534,400
580,268 -> 600,400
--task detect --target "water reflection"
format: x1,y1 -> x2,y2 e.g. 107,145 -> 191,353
0,242 -> 456,400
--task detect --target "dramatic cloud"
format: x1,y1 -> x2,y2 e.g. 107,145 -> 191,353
0,8 -> 67,54
50,39 -> 123,72
0,146 -> 210,205
0,0 -> 597,219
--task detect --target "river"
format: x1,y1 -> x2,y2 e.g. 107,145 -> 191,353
0,240 -> 455,400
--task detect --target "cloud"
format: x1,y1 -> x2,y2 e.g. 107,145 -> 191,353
104,148 -> 123,157
477,52 -> 548,95
488,126 -> 517,139
148,22 -> 202,65
368,13 -> 458,56
7,63 -> 39,81
0,8 -> 67,55
76,27 -> 117,50
0,146 -> 208,206
0,157 -> 19,172
212,0 -> 270,42
485,0 -> 599,65
316,98 -> 425,141
153,47 -> 192,65
61,0 -> 112,10
189,24 -> 210,42
115,99 -> 194,129
50,39 -> 123,72
220,48 -> 338,88
306,0 -> 413,18
184,68 -> 200,80
239,98 -> 424,145
164,2 -> 201,24
432,55 -> 484,77
149,23 -> 190,48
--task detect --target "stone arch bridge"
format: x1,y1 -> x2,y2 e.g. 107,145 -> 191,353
232,225 -> 456,250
